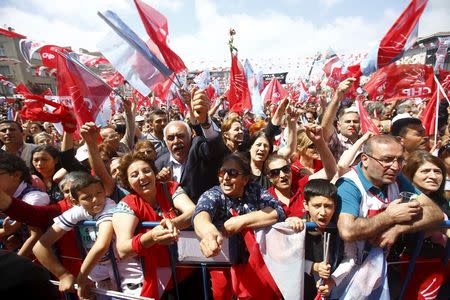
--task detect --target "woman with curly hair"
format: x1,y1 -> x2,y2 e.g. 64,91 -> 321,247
112,152 -> 195,299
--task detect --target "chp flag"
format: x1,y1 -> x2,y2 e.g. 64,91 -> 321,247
363,64 -> 435,102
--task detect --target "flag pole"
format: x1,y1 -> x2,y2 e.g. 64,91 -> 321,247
434,74 -> 450,105
434,80 -> 440,147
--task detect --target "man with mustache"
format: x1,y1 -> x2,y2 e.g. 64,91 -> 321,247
334,135 -> 443,298
155,89 -> 226,203
390,113 -> 429,159
321,78 -> 361,161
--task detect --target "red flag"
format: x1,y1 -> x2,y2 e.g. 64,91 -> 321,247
228,53 -> 251,112
261,77 -> 288,104
205,83 -> 216,101
323,55 -> 340,77
439,69 -> 450,99
420,89 -> 440,136
134,0 -> 186,73
15,83 -> 32,95
378,0 -> 428,68
229,209 -> 282,299
19,93 -> 76,131
104,71 -> 125,88
327,64 -> 362,97
356,98 -> 380,134
153,75 -> 174,102
56,53 -> 112,126
39,45 -> 69,69
364,64 -> 435,101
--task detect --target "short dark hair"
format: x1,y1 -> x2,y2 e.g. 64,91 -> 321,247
69,175 -> 103,200
303,179 -> 337,205
149,109 -> 167,123
0,120 -> 23,132
390,117 -> 422,137
118,152 -> 157,192
221,153 -> 251,176
0,153 -> 31,184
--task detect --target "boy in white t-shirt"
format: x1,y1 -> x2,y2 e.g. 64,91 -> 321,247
33,175 -> 143,299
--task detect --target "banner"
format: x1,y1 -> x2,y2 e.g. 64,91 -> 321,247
435,37 -> 450,71
363,64 -> 435,101
263,72 -> 288,85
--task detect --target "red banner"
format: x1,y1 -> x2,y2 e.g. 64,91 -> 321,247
363,64 -> 435,101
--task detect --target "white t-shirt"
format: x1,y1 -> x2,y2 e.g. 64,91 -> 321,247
54,198 -> 116,232
13,181 -> 50,206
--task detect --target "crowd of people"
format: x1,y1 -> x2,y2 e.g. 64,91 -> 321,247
0,76 -> 449,300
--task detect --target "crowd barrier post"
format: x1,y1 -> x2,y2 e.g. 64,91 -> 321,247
398,231 -> 425,300
201,263 -> 210,300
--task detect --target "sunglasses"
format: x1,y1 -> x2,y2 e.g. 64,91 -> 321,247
269,165 -> 291,177
218,168 -> 245,178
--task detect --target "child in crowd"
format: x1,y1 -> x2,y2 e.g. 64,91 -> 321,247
302,179 -> 341,299
33,175 -> 143,299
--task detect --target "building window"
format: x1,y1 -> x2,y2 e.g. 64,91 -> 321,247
0,65 -> 11,76
0,45 -> 6,57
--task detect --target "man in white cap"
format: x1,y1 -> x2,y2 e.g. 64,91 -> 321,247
390,112 -> 429,159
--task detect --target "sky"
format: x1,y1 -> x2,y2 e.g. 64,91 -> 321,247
1,0 -> 450,71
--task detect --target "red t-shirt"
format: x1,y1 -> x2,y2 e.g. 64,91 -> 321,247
268,176 -> 309,217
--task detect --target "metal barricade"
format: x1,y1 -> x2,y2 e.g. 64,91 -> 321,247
1,219 -> 449,299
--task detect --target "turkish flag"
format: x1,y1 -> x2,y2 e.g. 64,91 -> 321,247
134,0 -> 186,73
228,53 -> 251,112
56,53 -> 112,126
261,77 -> 288,104
364,64 -> 435,101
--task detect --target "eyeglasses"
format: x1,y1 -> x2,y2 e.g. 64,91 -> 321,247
364,153 -> 404,168
218,168 -> 245,178
269,165 -> 291,177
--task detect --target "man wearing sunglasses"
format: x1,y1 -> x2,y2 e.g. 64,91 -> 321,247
334,134 -> 444,298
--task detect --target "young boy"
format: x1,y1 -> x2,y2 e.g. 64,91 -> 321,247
302,179 -> 341,299
33,175 -> 143,299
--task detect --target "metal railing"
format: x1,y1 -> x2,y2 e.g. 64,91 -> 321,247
1,219 -> 449,300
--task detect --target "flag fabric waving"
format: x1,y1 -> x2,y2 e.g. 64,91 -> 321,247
327,64 -> 362,98
134,0 -> 186,74
363,64 -> 435,101
360,0 -> 428,75
356,98 -> 380,134
420,87 -> 440,136
244,59 -> 265,117
439,69 -> 450,99
261,77 -> 288,105
228,53 -> 251,112
39,45 -> 69,69
97,10 -> 172,97
56,52 -> 112,126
